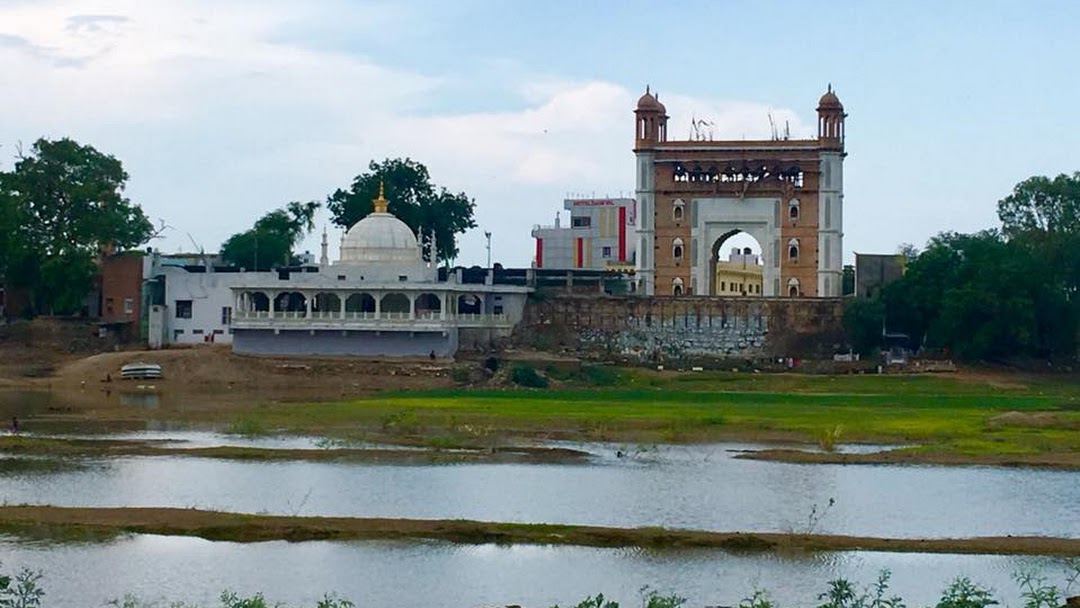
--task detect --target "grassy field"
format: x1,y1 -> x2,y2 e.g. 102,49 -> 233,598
231,369 -> 1080,461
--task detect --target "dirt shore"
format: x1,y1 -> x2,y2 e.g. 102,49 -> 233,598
0,505 -> 1076,556
736,448 -> 1080,470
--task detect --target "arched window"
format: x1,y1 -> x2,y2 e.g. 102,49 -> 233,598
672,277 -> 684,296
788,238 -> 800,261
672,237 -> 684,260
788,198 -> 800,221
672,199 -> 685,222
787,277 -> 800,297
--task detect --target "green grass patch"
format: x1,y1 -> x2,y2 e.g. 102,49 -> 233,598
219,371 -> 1080,459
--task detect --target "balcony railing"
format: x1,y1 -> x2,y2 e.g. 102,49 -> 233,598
232,310 -> 512,327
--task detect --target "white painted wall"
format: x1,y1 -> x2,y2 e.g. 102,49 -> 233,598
160,267 -> 264,344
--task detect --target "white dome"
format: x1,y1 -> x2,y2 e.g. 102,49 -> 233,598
340,212 -> 419,264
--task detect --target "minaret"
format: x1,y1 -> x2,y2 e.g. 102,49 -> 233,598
319,226 -> 329,267
633,86 -> 667,295
429,229 -> 437,266
816,85 -> 846,297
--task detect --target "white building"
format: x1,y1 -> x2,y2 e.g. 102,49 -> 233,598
531,198 -> 636,270
227,184 -> 531,357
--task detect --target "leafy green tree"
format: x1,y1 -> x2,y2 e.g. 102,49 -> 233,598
326,158 -> 476,263
0,138 -> 153,315
841,264 -> 855,296
220,201 -> 319,271
842,297 -> 884,355
880,230 -> 1075,361
998,173 -> 1080,348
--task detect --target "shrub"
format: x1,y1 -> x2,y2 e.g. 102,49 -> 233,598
582,364 -> 619,386
450,366 -> 471,383
509,364 -> 548,388
0,565 -> 44,608
551,593 -> 619,608
935,577 -> 998,608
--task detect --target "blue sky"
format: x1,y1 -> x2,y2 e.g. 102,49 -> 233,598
1,0 -> 1078,266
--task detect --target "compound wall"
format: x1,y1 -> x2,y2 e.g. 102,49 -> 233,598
516,295 -> 846,362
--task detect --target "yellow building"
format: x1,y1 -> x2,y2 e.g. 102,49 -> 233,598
714,247 -> 763,296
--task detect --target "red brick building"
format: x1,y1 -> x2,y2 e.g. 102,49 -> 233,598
97,252 -> 144,341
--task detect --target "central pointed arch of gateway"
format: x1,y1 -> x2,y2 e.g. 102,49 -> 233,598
710,231 -> 765,296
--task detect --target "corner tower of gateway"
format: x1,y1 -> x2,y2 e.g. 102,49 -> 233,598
633,86 -> 846,297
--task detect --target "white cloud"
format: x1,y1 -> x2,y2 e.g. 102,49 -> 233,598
0,1 -> 816,266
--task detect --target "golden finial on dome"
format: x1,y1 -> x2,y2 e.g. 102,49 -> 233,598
373,179 -> 389,213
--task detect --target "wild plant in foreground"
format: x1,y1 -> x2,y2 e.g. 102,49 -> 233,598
0,564 -> 44,608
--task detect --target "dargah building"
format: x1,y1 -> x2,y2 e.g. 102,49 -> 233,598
229,185 -> 530,357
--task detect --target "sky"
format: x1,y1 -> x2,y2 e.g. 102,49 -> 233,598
1,0 -> 1079,267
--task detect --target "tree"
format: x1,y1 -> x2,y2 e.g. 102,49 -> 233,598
881,230 -> 1074,361
0,138 -> 153,315
841,264 -> 855,296
220,201 -> 319,271
326,158 -> 476,263
998,173 -> 1080,359
842,297 -> 884,355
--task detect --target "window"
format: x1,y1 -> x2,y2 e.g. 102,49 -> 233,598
571,216 -> 591,228
672,277 -> 684,296
788,238 -> 800,262
105,298 -> 115,314
721,281 -> 726,292
789,198 -> 800,221
337,275 -> 347,281
221,306 -> 232,325
672,238 -> 684,260
192,329 -> 204,335
213,329 -> 224,335
672,199 -> 685,222
493,305 -> 504,315
398,275 -> 408,282
175,300 -> 193,319
123,298 -> 134,314
601,246 -> 612,258
788,278 -> 800,297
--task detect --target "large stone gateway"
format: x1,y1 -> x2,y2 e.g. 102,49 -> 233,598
633,86 -> 846,298
516,294 -> 845,362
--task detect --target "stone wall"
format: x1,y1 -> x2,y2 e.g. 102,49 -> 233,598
515,295 -> 846,362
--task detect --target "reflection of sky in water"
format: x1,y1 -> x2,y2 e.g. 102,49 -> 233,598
0,535 -> 1072,608
0,443 -> 1076,539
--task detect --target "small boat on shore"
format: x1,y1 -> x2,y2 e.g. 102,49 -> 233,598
119,362 -> 163,380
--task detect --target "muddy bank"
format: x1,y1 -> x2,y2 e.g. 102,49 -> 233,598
0,436 -> 592,464
0,506 -> 1077,556
736,448 -> 1080,470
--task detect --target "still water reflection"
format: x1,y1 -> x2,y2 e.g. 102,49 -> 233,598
1,441 -> 1077,539
0,534 -> 1071,608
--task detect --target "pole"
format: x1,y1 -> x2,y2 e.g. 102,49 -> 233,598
484,231 -> 492,269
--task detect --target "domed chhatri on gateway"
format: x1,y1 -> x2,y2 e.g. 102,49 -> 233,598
817,84 -> 844,110
340,181 -> 421,265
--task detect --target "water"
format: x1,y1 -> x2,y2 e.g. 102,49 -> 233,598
1,440 -> 1077,539
0,534 -> 1072,608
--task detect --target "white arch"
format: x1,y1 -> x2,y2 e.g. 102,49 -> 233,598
672,277 -> 684,296
672,237 -> 684,260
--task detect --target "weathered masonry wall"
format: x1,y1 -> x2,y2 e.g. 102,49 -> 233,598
516,295 -> 846,361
